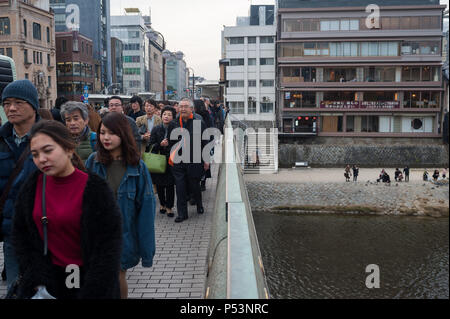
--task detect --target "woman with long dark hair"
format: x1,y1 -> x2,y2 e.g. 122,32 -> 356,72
11,120 -> 122,299
85,112 -> 156,299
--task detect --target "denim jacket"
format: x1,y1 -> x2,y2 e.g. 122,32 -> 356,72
85,153 -> 156,269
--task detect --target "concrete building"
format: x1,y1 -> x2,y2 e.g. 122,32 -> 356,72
143,14 -> 164,100
110,37 -> 123,94
55,31 -> 94,102
111,9 -> 149,95
49,0 -> 111,92
222,4 -> 276,128
0,0 -> 57,108
277,0 -> 446,139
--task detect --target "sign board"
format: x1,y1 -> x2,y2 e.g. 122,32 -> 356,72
83,85 -> 89,104
320,101 -> 400,109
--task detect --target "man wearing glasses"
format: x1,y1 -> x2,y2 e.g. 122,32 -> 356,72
107,96 -> 142,149
0,80 -> 40,292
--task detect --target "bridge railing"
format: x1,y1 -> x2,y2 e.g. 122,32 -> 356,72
205,115 -> 270,299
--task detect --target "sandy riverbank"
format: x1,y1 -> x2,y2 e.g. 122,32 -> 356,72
244,168 -> 449,217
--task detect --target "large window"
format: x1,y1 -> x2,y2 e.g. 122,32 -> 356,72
23,19 -> 27,37
229,37 -> 244,44
260,58 -> 274,65
124,68 -> 141,75
403,91 -> 440,108
346,116 -> 379,132
402,66 -> 441,81
124,43 -> 140,50
0,18 -> 10,35
364,67 -> 396,82
230,101 -> 244,114
229,80 -> 244,87
284,91 -> 316,108
260,102 -> 274,113
363,91 -> 396,101
324,68 -> 356,82
401,41 -> 440,55
260,80 -> 274,87
123,56 -> 140,63
229,58 -> 244,66
248,37 -> 256,44
248,58 -> 256,66
33,23 -> 41,40
323,91 -> 356,102
260,36 -> 274,44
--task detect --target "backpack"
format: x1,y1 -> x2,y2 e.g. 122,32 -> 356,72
89,131 -> 97,151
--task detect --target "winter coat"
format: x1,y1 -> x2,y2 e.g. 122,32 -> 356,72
11,171 -> 122,299
75,127 -> 96,162
0,121 -> 39,239
85,153 -> 156,270
148,122 -> 176,186
136,114 -> 162,153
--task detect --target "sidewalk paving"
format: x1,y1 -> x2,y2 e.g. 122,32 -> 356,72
0,163 -> 218,299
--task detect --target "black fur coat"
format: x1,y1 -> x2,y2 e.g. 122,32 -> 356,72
11,170 -> 122,299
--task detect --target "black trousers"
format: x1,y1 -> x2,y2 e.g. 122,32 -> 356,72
156,184 -> 175,209
172,164 -> 203,218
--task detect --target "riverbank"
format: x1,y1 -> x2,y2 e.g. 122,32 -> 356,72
245,168 -> 449,217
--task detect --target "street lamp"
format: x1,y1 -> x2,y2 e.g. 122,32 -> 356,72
147,29 -> 167,101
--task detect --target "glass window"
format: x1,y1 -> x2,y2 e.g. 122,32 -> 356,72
248,101 -> 257,114
62,40 -> 67,52
0,17 -> 11,35
260,36 -> 274,44
369,42 -> 378,56
229,58 -> 244,66
248,37 -> 256,44
341,20 -> 350,31
229,80 -> 244,87
422,67 -> 431,81
229,37 -> 244,44
350,20 -> 359,30
33,23 -> 41,40
320,20 -> 330,31
304,42 -> 316,56
260,80 -> 274,87
361,42 -> 369,56
284,91 -> 316,108
248,80 -> 256,87
260,58 -> 274,65
410,17 -> 420,29
260,102 -> 274,113
248,58 -> 256,66
319,42 -> 330,56
5,47 -> 12,58
24,49 -> 28,64
230,102 -> 244,114
330,20 -> 339,31
432,66 -> 440,81
47,27 -> 50,43
73,62 -> 81,76
23,19 -> 27,37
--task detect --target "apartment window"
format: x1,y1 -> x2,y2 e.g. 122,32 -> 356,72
48,76 -> 51,88
39,52 -> 42,65
23,20 -> 27,37
248,80 -> 256,87
260,58 -> 274,65
248,37 -> 256,44
33,23 -> 41,40
229,58 -> 244,66
248,58 -> 256,66
229,80 -> 244,87
230,101 -> 244,114
62,40 -> 67,52
0,48 -> 3,55
81,41 -> 84,53
0,18 -> 10,35
364,67 -> 395,82
123,56 -> 140,63
25,73 -> 29,79
248,100 -> 257,114
47,53 -> 51,66
260,80 -> 274,87
24,49 -> 29,64
229,37 -> 244,44
47,27 -> 50,43
260,36 -> 274,44
260,102 -> 274,113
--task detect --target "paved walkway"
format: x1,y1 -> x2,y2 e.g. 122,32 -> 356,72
0,163 -> 218,299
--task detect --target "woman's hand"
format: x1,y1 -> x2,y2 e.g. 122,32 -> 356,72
160,138 -> 169,147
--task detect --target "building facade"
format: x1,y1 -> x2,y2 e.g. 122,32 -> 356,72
166,54 -> 187,101
55,31 -> 94,101
110,37 -> 123,94
0,0 -> 57,108
49,0 -> 111,92
222,4 -> 276,128
147,34 -> 164,100
111,10 -> 149,95
277,0 -> 445,138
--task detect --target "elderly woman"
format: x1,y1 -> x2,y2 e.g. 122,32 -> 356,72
60,101 -> 97,161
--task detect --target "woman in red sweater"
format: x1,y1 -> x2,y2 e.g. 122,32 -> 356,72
11,120 -> 122,299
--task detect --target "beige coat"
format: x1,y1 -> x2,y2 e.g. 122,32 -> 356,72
136,114 -> 162,153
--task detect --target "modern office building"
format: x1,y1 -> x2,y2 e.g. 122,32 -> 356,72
0,0 -> 57,108
277,0 -> 445,139
110,37 -> 123,94
49,0 -> 111,91
111,9 -> 149,95
166,53 -> 187,101
222,4 -> 276,128
55,30 -> 94,101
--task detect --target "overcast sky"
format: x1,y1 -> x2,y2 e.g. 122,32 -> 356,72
111,0 -> 449,81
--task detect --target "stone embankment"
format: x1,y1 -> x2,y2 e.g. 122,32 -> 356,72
245,171 -> 449,217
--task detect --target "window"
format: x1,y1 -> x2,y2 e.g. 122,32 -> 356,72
33,23 -> 41,40
0,18 -> 10,35
260,36 -> 274,44
48,76 -> 51,88
24,49 -> 29,64
248,58 -> 256,66
284,91 -> 316,108
260,58 -> 274,65
73,39 -> 79,51
0,48 -> 3,55
229,37 -> 244,44
229,58 -> 244,66
248,80 -> 256,87
62,40 -> 67,52
81,42 -> 84,53
123,56 -> 140,63
25,73 -> 29,79
248,100 -> 256,114
260,80 -> 274,87
47,53 -> 50,66
23,19 -> 27,37
73,62 -> 81,76
47,27 -> 50,43
124,43 -> 140,50
230,101 -> 244,114
248,37 -> 256,44
39,52 -> 42,65
229,80 -> 244,87
260,102 -> 273,113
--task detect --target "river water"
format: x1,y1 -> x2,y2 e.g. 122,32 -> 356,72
252,212 -> 449,299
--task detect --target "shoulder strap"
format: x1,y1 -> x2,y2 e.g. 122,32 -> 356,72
41,174 -> 48,256
0,148 -> 31,215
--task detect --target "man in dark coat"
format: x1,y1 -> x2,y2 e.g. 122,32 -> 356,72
170,98 -> 209,222
0,80 -> 40,290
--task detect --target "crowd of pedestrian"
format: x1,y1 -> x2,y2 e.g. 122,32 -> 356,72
0,79 -> 226,299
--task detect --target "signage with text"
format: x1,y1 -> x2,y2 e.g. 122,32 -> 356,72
320,101 -> 400,109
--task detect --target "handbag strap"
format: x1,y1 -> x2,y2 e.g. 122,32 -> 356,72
41,174 -> 48,256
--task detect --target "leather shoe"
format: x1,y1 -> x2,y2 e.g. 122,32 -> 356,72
175,215 -> 187,223
197,207 -> 204,214
189,198 -> 196,206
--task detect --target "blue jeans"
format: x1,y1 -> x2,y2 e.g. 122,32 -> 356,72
3,237 -> 19,291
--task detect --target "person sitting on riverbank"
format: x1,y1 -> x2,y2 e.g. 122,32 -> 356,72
432,170 -> 439,181
395,168 -> 402,182
442,168 -> 447,179
423,170 -> 429,181
382,172 -> 391,184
